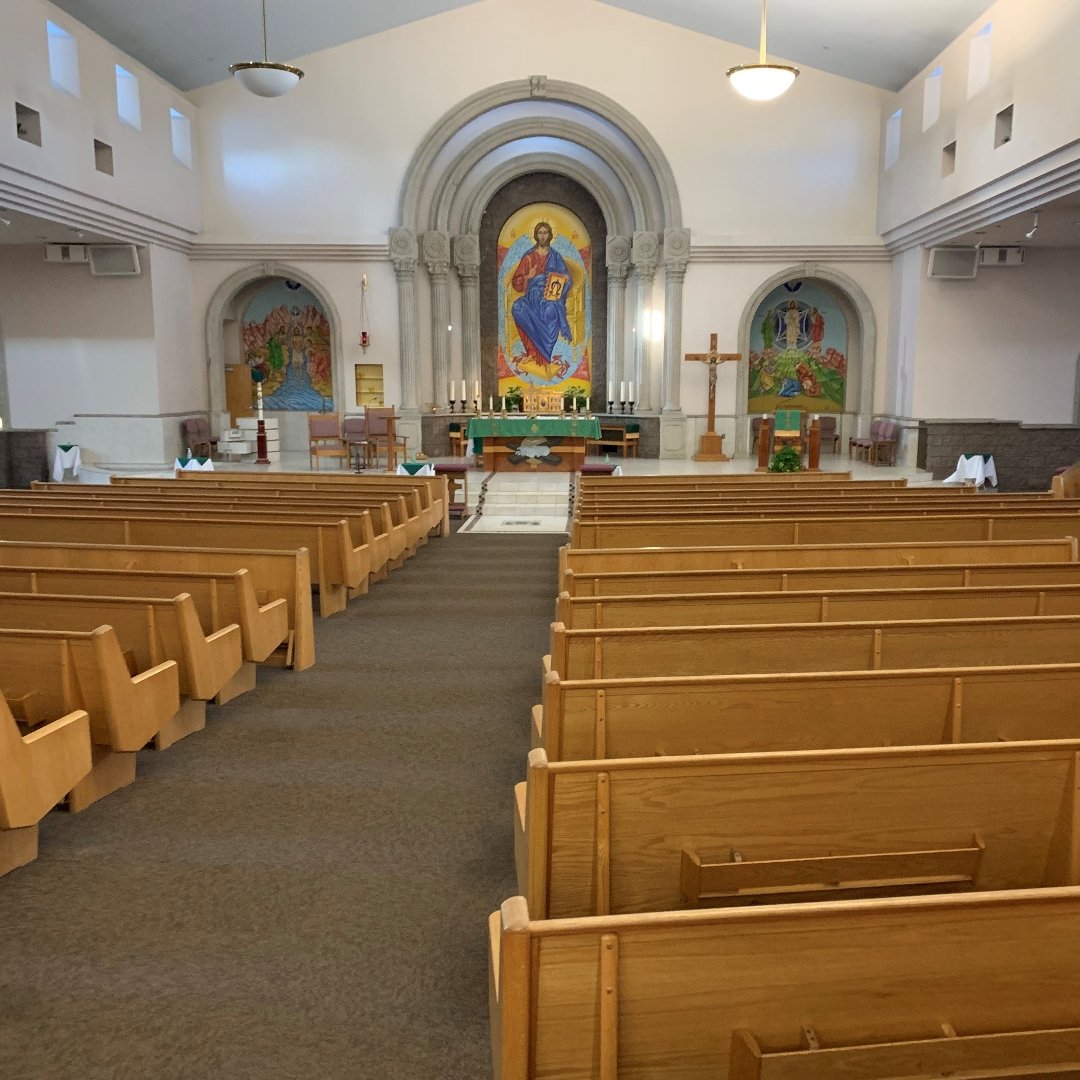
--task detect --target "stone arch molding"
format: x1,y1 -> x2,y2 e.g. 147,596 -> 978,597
204,262 -> 345,426
735,264 -> 878,453
392,75 -> 691,454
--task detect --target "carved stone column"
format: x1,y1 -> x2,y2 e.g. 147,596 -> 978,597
630,232 -> 658,410
390,226 -> 421,447
453,234 -> 481,398
605,235 -> 631,406
662,228 -> 691,414
422,231 -> 451,408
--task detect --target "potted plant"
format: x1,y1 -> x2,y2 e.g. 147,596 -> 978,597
768,445 -> 802,473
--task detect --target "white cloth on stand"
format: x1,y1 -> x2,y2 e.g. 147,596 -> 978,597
942,453 -> 997,487
174,457 -> 215,472
396,463 -> 434,476
51,444 -> 81,482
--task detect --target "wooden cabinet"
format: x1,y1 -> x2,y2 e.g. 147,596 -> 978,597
355,364 -> 384,407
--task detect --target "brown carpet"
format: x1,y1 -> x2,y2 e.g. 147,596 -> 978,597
0,532 -> 560,1080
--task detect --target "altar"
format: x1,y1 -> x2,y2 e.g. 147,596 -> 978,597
467,415 -> 601,472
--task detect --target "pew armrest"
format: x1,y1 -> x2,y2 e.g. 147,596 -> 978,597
11,710 -> 92,827
681,835 -> 985,903
730,1024 -> 1080,1080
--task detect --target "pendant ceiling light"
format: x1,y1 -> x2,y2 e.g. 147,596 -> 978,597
726,0 -> 799,102
229,0 -> 304,98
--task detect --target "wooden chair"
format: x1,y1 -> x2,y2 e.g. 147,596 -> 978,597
308,414 -> 349,470
448,421 -> 468,458
871,418 -> 899,464
817,414 -> 839,452
182,417 -> 217,459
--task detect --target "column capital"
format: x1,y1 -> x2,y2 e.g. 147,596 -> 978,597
390,226 -> 418,275
663,227 -> 691,272
606,234 -> 632,279
631,231 -> 659,276
422,230 -> 451,277
452,233 -> 481,282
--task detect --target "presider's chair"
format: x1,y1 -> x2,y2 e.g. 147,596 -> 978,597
308,414 -> 349,471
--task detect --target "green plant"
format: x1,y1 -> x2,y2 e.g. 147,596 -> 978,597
503,384 -> 524,412
769,445 -> 802,473
563,392 -> 588,412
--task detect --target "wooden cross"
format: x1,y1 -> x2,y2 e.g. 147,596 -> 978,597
685,333 -> 741,461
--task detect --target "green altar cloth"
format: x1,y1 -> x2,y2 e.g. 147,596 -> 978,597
466,416 -> 602,439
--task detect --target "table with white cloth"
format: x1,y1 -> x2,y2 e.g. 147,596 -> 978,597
174,456 -> 214,472
942,453 -> 997,487
52,443 -> 81,482
396,462 -> 435,476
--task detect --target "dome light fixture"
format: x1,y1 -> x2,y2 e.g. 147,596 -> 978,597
727,0 -> 799,102
229,0 -> 304,99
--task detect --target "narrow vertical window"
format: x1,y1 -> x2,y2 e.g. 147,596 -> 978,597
885,109 -> 902,169
170,108 -> 192,168
46,20 -> 80,97
968,23 -> 992,98
923,66 -> 943,131
115,66 -> 141,129
94,139 -> 114,175
994,104 -> 1014,148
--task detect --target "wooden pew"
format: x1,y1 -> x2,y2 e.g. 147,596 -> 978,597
0,509 -> 358,616
577,471 -> 873,487
0,592 -> 242,739
488,888 -> 1080,1080
27,485 -> 415,570
0,566 -> 287,664
559,538 -> 1079,582
146,470 -> 451,538
516,741 -> 1080,918
0,540 -> 313,671
548,613 -> 1080,681
0,697 -> 91,876
556,581 -> 1080,629
537,662 -> 1080,761
563,558 -> 1080,598
569,510 -> 1080,549
0,626 -> 180,809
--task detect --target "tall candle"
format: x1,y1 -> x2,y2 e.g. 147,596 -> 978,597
629,382 -> 635,402
586,396 -> 590,413
608,381 -> 614,403
620,381 -> 626,402
501,396 -> 506,412
461,379 -> 466,400
489,395 -> 493,412
474,380 -> 480,400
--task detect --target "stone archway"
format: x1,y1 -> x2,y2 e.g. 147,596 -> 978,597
391,75 -> 690,457
735,265 -> 878,454
204,263 -> 344,452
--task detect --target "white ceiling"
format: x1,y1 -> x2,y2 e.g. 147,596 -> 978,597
48,0 -> 996,93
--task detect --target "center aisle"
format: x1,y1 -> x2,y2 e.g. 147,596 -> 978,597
0,531 -> 562,1080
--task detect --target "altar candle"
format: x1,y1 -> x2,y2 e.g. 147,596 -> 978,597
474,380 -> 480,400
501,396 -> 506,412
489,395 -> 493,412
586,396 -> 590,413
461,379 -> 466,400
448,381 -> 453,402
608,381 -> 614,403
629,382 -> 635,402
620,381 -> 626,401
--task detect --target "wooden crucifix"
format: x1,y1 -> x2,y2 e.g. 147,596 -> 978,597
685,333 -> 741,461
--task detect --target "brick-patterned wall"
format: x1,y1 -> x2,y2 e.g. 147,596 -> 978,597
919,421 -> 1080,490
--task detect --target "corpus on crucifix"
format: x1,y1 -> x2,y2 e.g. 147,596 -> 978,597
684,333 -> 740,461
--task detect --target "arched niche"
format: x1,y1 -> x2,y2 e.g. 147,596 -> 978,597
735,265 -> 877,454
204,263 -> 344,453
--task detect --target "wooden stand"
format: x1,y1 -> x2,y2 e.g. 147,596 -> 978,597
755,417 -> 772,471
807,417 -> 821,472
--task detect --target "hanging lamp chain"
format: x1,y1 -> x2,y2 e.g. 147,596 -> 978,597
261,0 -> 269,62
759,0 -> 768,64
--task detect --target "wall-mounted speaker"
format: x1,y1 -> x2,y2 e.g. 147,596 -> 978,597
927,246 -> 980,279
88,244 -> 141,277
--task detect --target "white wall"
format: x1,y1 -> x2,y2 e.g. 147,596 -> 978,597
1,0 -> 201,239
189,0 -> 887,247
912,248 -> 1080,421
0,244 -> 158,428
878,0 -> 1080,239
148,245 -> 204,413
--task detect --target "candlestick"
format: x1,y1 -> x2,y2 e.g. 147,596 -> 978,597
607,399 -> 614,414
628,399 -> 636,415
448,398 -> 455,414
619,400 -> 626,414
